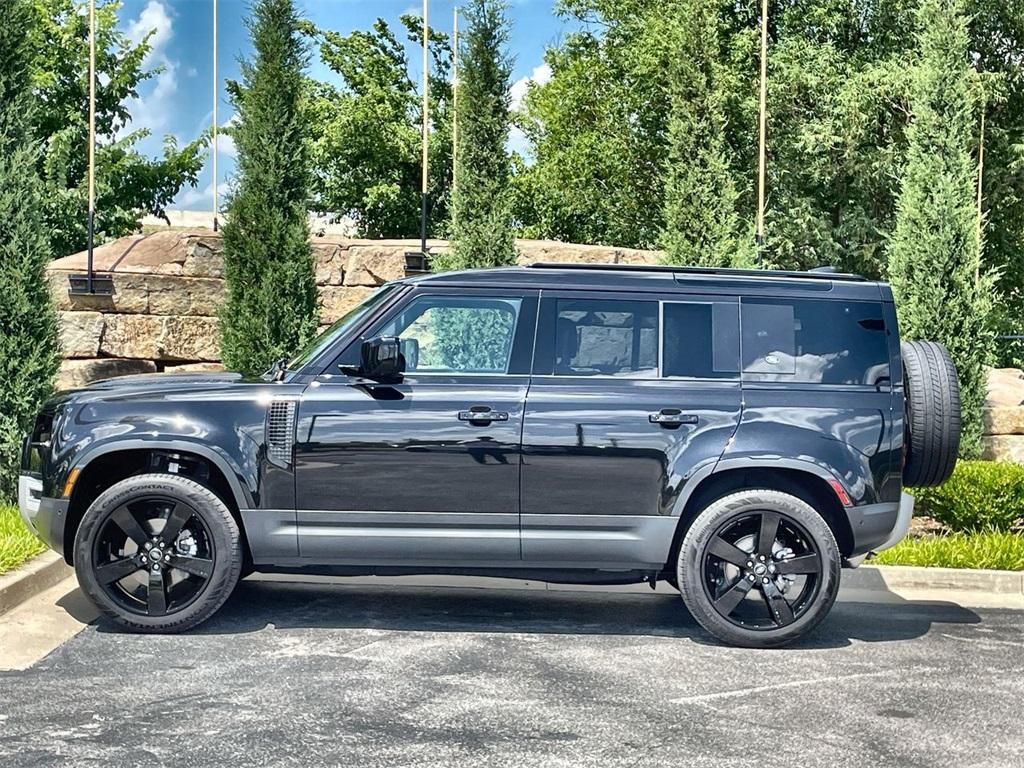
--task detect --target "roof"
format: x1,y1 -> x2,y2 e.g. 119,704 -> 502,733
407,263 -> 887,301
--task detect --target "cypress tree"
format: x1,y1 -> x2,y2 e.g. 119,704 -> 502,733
888,0 -> 996,458
0,0 -> 59,499
660,0 -> 742,267
437,0 -> 515,270
220,0 -> 318,375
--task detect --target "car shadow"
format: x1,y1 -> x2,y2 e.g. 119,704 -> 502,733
89,574 -> 985,650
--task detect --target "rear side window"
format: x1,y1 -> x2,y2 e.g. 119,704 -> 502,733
663,302 -> 739,378
741,298 -> 889,385
553,299 -> 658,377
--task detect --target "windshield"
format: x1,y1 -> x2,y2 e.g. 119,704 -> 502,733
288,284 -> 399,370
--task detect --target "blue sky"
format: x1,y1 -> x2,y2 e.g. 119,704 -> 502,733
115,0 -> 580,211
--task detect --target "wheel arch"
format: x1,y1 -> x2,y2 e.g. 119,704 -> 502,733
666,461 -> 854,571
63,443 -> 253,566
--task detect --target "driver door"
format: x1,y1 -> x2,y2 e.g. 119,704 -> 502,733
293,288 -> 537,566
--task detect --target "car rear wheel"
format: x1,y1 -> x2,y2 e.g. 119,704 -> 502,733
73,473 -> 242,633
677,490 -> 841,648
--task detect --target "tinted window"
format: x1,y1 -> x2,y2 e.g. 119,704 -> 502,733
663,302 -> 740,378
553,299 -> 658,377
741,298 -> 889,385
379,296 -> 522,374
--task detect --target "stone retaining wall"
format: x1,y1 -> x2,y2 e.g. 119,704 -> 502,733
48,230 -> 657,389
982,368 -> 1024,463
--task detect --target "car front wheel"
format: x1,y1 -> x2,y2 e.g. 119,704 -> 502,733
74,473 -> 243,633
677,490 -> 841,648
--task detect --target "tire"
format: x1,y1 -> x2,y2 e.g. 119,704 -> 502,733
677,490 -> 841,649
901,340 -> 961,487
74,473 -> 243,633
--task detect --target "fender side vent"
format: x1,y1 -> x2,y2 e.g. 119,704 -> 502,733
266,399 -> 297,467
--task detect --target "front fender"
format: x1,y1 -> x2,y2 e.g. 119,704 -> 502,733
46,390 -> 293,510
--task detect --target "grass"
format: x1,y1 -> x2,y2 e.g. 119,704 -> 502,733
0,504 -> 46,576
874,529 -> 1024,571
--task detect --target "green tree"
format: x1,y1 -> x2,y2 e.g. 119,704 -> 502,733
0,0 -> 60,498
220,0 -> 318,376
305,15 -> 452,238
511,0 -> 672,248
437,0 -> 516,270
888,0 -> 996,458
661,0 -> 745,267
30,0 -> 205,258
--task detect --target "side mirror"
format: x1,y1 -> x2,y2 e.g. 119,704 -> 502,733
360,336 -> 404,380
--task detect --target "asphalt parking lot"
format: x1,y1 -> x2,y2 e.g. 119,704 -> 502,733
0,578 -> 1022,768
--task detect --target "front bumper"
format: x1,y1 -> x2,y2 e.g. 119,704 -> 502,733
17,474 -> 69,559
17,475 -> 42,536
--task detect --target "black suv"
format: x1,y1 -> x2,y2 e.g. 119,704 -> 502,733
19,263 -> 960,647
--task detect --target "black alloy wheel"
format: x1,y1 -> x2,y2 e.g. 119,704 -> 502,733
701,510 -> 822,630
74,473 -> 242,632
91,497 -> 215,618
678,489 -> 841,648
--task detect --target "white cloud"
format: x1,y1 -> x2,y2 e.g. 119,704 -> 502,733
510,63 -> 552,111
126,0 -> 174,64
215,114 -> 238,159
127,62 -> 178,133
120,2 -> 178,138
176,179 -> 232,211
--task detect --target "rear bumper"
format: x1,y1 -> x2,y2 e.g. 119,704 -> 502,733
845,492 -> 914,557
17,475 -> 69,559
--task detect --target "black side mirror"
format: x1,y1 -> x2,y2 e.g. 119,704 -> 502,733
360,336 -> 404,380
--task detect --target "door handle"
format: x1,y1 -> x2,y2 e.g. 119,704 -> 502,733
649,409 -> 698,427
458,407 -> 509,424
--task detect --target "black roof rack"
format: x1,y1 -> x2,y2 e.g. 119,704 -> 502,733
525,262 -> 868,283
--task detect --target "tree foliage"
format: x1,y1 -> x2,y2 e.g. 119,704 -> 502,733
439,0 -> 516,270
305,16 -> 452,238
516,1 -> 1024,274
0,0 -> 60,498
888,0 -> 996,457
29,0 -> 205,258
510,0 -> 672,248
220,0 -> 319,376
661,0 -> 746,267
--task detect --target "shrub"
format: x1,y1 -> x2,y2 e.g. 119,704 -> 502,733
873,529 -> 1024,571
912,460 -> 1024,532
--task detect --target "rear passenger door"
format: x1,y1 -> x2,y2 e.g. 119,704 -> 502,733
519,291 -> 743,569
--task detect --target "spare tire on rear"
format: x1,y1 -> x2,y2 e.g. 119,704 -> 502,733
901,340 -> 961,487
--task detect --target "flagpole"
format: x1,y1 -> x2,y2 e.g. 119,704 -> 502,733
420,0 -> 430,255
452,6 -> 458,226
212,0 -> 219,231
755,0 -> 768,266
87,0 -> 97,293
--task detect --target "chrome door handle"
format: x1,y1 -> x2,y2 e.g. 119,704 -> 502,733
649,409 -> 698,427
458,408 -> 509,424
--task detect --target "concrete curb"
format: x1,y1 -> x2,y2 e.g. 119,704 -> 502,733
844,564 -> 1024,595
0,552 -> 74,618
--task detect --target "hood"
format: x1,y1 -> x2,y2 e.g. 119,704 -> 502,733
49,370 -> 274,407
79,371 -> 248,391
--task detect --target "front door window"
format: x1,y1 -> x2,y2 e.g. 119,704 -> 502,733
379,296 -> 523,374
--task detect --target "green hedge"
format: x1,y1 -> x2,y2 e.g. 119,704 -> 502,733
912,460 -> 1024,532
874,529 -> 1024,571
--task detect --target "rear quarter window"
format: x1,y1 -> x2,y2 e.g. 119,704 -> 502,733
740,298 -> 889,385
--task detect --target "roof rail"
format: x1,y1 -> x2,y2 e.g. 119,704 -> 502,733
525,262 -> 868,283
